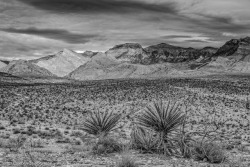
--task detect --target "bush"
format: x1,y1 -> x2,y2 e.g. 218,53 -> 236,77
116,156 -> 139,167
70,130 -> 83,137
192,142 -> 226,163
92,137 -> 123,155
29,139 -> 44,148
6,135 -> 26,152
131,127 -> 161,153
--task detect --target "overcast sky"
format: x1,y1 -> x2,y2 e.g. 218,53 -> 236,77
0,0 -> 250,59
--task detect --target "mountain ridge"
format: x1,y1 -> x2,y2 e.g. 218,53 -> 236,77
2,37 -> 250,81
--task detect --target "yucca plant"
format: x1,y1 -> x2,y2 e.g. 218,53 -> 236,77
81,110 -> 122,138
135,100 -> 185,155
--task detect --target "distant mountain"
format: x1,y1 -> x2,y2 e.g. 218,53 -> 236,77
213,37 -> 250,60
0,61 -> 7,69
82,51 -> 99,58
68,52 -> 121,80
31,49 -> 90,77
200,37 -> 250,73
144,43 -> 217,63
0,60 -> 54,77
68,52 -> 193,81
105,43 -> 150,64
2,37 -> 250,82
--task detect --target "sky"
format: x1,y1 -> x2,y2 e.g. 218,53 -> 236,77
0,0 -> 250,60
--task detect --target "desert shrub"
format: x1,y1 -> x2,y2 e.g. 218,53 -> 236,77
116,156 -> 139,167
192,142 -> 226,163
64,130 -> 69,135
6,135 -> 26,152
70,138 -> 82,145
13,128 -> 21,134
0,125 -> 5,130
29,139 -> 44,148
131,127 -> 161,153
55,136 -> 71,143
92,137 -> 123,155
37,129 -> 62,139
135,100 -> 184,155
81,110 -> 121,138
70,130 -> 83,137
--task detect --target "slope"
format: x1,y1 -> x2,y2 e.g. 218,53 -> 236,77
31,49 -> 90,77
0,60 -> 54,77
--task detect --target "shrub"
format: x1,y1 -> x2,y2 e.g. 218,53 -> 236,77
135,100 -> 184,155
131,127 -> 161,153
56,137 -> 71,144
70,130 -> 83,137
81,110 -> 121,138
192,142 -> 226,163
6,135 -> 26,152
92,137 -> 123,155
29,139 -> 44,148
116,156 -> 139,167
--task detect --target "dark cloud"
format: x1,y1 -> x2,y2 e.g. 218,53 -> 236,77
17,0 -> 178,14
192,14 -> 250,32
0,27 -> 98,44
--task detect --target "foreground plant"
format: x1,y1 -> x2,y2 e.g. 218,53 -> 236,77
192,141 -> 226,163
131,127 -> 161,153
135,100 -> 185,155
81,110 -> 122,138
92,137 -> 123,155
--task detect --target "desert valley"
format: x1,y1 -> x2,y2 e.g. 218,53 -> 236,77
0,37 -> 250,167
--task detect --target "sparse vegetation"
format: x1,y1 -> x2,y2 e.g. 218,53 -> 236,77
0,77 -> 250,166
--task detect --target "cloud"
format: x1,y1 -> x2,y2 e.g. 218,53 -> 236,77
162,35 -> 193,39
184,39 -> 208,43
0,27 -> 98,44
17,0 -> 178,14
191,13 -> 250,33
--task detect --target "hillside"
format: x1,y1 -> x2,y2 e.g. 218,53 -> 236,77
0,60 -> 54,77
31,49 -> 90,77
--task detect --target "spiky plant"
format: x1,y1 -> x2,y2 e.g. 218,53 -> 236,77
135,100 -> 185,155
81,110 -> 122,138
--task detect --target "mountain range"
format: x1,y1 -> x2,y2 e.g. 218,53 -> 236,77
0,37 -> 250,81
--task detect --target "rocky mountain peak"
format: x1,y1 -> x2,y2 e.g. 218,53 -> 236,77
110,43 -> 143,50
106,43 -> 150,64
213,37 -> 250,58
